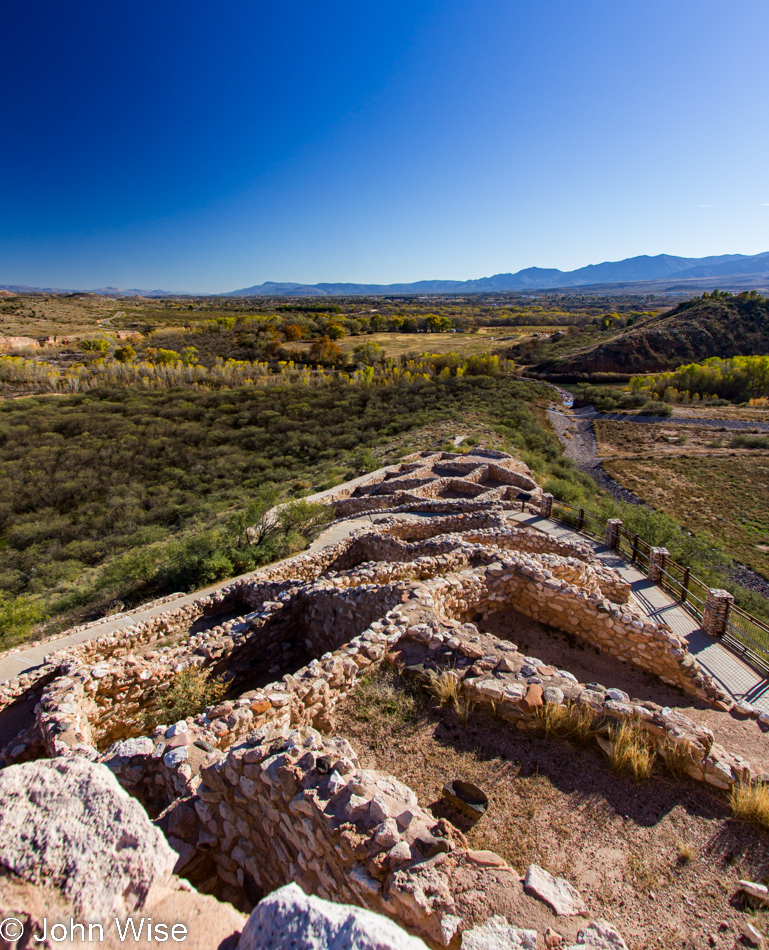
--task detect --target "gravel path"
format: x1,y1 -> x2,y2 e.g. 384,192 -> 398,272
546,405 -> 643,505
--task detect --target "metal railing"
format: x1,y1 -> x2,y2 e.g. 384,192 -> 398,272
656,559 -> 709,624
550,501 -> 605,541
543,498 -> 769,674
724,606 -> 769,675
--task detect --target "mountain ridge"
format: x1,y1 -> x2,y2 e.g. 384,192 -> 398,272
226,251 -> 769,296
3,251 -> 769,298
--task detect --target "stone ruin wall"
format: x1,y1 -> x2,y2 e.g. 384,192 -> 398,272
323,449 -> 543,519
169,723 -> 531,948
4,512 -> 736,763
1,450 -> 764,948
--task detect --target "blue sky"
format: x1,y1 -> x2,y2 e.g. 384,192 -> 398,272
2,0 -> 768,292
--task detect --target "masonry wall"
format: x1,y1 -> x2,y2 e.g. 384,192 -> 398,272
172,724 -> 520,948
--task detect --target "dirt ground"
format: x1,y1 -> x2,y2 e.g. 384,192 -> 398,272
602,455 -> 769,579
483,608 -> 769,771
335,664 -> 769,950
672,407 -> 769,424
593,421 -> 769,459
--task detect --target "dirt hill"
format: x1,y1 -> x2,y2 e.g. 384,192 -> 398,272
533,294 -> 769,378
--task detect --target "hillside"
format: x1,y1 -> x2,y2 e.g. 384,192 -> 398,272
530,293 -> 769,378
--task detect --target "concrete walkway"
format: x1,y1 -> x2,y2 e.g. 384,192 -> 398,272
508,511 -> 769,712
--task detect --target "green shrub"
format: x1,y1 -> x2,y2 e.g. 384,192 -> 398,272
543,477 -> 585,504
277,498 -> 333,540
593,500 -> 731,582
731,434 -> 769,450
0,593 -> 44,648
639,401 -> 672,417
144,666 -> 227,730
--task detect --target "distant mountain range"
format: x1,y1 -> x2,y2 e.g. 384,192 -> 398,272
0,285 -> 186,298
226,252 -> 769,296
4,251 -> 769,298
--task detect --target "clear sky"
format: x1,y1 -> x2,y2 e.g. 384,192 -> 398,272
2,0 -> 768,292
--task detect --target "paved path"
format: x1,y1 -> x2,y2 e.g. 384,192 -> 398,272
508,511 -> 769,712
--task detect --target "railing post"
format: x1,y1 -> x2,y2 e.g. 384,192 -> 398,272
649,547 -> 669,583
681,568 -> 690,604
702,589 -> 735,638
577,507 -> 584,531
631,534 -> 639,563
605,518 -> 622,550
539,493 -> 553,518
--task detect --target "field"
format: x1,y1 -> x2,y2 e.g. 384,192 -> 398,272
594,420 -> 769,576
0,294 -> 123,339
602,451 -> 769,577
593,420 -> 768,458
293,328 -> 541,358
671,405 -> 769,423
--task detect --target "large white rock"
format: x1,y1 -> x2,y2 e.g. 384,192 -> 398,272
563,920 -> 629,950
741,880 -> 769,902
238,882 -> 429,950
461,915 -> 537,949
524,865 -> 587,917
0,757 -> 176,919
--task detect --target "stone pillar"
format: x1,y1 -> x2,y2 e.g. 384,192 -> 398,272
648,547 -> 669,583
539,493 -> 553,518
605,518 -> 622,550
702,589 -> 735,638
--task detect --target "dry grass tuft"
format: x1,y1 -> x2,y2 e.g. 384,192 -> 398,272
351,661 -> 421,725
561,703 -> 601,743
661,738 -> 695,779
731,780 -> 769,829
426,669 -> 473,723
534,702 -> 599,743
535,702 -> 569,736
427,669 -> 461,706
626,849 -> 665,891
676,841 -> 695,864
609,720 -> 656,781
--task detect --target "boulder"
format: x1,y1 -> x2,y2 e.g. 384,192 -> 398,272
238,882 -> 429,950
524,865 -> 587,917
564,920 -> 629,950
0,757 -> 176,919
741,880 -> 769,903
741,922 -> 765,947
461,915 -> 537,949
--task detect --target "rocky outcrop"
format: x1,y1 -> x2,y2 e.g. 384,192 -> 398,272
0,758 -> 246,950
0,757 -> 176,919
